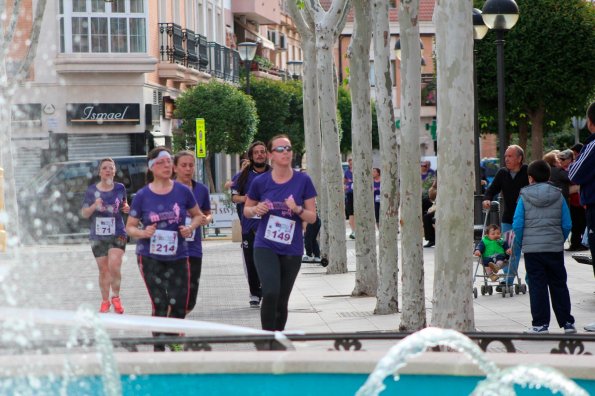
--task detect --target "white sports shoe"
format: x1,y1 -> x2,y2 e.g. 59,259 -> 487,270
584,322 -> 595,332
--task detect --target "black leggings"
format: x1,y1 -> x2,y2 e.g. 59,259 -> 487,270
137,255 -> 190,321
187,256 -> 203,313
253,248 -> 301,331
242,231 -> 262,298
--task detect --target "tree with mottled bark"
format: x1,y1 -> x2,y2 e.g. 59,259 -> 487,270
431,0 -> 475,331
349,0 -> 378,296
397,0 -> 426,331
372,0 -> 399,314
304,0 -> 351,274
0,0 -> 47,244
286,0 -> 330,260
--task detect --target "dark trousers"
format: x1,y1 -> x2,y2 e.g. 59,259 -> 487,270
569,204 -> 586,248
587,206 -> 595,277
524,251 -> 574,328
137,256 -> 190,346
242,231 -> 262,298
253,248 -> 301,331
187,256 -> 203,313
423,211 -> 435,243
304,216 -> 321,257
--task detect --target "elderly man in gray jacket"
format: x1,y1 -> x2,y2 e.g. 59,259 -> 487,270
512,160 -> 575,334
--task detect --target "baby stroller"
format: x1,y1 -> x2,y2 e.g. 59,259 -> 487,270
472,201 -> 528,298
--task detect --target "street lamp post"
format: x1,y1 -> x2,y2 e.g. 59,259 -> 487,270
286,60 -> 303,80
237,42 -> 258,94
482,0 -> 519,167
473,8 -> 488,194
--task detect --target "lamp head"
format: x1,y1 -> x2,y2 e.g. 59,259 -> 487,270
473,8 -> 488,40
237,42 -> 258,62
481,0 -> 519,31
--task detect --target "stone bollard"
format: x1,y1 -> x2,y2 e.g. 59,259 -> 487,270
0,167 -> 6,252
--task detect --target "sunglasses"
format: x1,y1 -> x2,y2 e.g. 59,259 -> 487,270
272,145 -> 293,153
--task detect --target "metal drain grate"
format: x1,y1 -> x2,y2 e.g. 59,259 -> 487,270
337,311 -> 373,318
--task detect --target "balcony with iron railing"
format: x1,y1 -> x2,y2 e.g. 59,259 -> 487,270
158,23 -> 240,84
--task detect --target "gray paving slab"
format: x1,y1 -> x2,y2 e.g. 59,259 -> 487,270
0,230 -> 594,353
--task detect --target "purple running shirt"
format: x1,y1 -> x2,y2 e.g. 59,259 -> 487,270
130,181 -> 197,261
247,171 -> 317,256
82,182 -> 127,240
185,180 -> 211,258
231,168 -> 271,234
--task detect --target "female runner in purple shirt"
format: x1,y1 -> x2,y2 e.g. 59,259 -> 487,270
81,158 -> 129,314
244,135 -> 317,333
126,147 -> 203,351
173,150 -> 212,314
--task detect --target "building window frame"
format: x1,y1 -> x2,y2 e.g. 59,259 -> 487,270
59,0 -> 148,54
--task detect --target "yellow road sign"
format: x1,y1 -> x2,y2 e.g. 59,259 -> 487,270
196,118 -> 206,158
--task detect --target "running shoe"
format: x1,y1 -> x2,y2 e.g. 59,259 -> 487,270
524,325 -> 549,334
249,296 -> 261,308
99,300 -> 110,313
312,257 -> 322,263
111,296 -> 124,314
349,233 -> 355,240
563,322 -> 577,334
584,322 -> 595,332
302,255 -> 313,263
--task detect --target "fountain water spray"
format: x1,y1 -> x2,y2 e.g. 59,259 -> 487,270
356,327 -> 588,396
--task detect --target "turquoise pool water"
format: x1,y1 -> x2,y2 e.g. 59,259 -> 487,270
24,373 -> 595,395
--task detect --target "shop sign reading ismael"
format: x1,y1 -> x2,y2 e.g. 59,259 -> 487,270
66,103 -> 140,125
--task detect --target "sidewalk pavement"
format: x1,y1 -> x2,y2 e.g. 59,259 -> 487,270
1,233 -> 594,351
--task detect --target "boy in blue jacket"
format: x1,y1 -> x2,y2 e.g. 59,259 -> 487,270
512,160 -> 575,334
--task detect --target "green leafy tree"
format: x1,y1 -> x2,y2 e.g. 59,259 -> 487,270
475,0 -> 595,160
174,80 -> 258,191
245,78 -> 306,165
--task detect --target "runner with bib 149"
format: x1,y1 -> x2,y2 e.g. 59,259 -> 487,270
244,135 -> 318,333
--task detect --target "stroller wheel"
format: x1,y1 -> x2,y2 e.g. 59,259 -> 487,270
473,287 -> 478,299
509,286 -> 514,297
488,286 -> 493,295
480,285 -> 486,295
514,284 -> 520,295
521,284 -> 527,294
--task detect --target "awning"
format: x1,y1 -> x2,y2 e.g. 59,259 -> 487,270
235,20 -> 276,50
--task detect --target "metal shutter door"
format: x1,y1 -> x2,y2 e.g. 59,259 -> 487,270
14,147 -> 42,190
67,134 -> 131,161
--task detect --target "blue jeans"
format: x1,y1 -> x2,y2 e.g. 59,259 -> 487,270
501,222 -> 521,285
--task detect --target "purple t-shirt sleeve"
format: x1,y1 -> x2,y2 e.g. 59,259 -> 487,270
83,186 -> 97,208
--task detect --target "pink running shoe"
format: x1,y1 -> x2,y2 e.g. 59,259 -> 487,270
111,296 -> 124,314
99,300 -> 110,313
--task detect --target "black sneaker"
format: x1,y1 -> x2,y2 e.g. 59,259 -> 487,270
563,322 -> 577,334
424,241 -> 435,248
249,298 -> 261,308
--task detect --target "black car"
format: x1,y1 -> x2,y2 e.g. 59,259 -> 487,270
19,156 -> 147,242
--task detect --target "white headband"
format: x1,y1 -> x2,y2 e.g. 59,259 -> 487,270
148,151 -> 172,169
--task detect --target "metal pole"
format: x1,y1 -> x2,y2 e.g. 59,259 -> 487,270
495,30 -> 506,167
473,47 -> 481,194
245,60 -> 251,95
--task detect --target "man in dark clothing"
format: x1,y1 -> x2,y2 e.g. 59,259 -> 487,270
482,145 -> 530,286
569,101 -> 595,277
571,102 -> 595,332
231,141 -> 271,307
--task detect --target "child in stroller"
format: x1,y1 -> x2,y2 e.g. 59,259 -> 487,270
474,224 -> 512,281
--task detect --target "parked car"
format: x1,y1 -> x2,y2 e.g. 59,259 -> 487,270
19,156 -> 148,242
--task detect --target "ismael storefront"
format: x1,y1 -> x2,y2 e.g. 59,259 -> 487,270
63,103 -> 146,161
